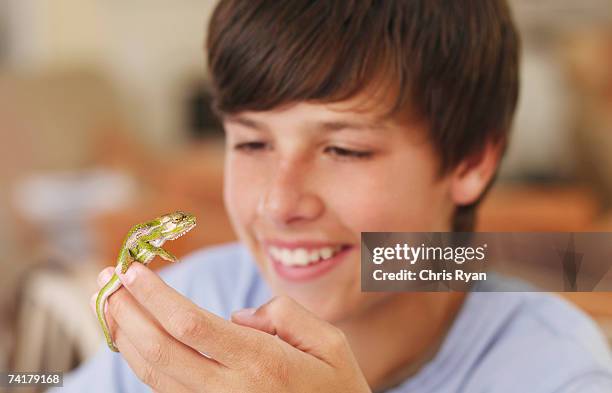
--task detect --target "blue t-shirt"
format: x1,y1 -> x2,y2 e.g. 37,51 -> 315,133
52,242 -> 612,392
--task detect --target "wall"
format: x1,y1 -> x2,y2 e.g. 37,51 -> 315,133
4,0 -> 218,148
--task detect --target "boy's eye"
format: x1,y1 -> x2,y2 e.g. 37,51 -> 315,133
233,141 -> 269,152
324,146 -> 373,159
232,142 -> 372,160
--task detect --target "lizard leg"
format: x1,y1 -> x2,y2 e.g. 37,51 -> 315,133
120,248 -> 135,274
117,220 -> 159,271
139,240 -> 178,263
156,247 -> 178,262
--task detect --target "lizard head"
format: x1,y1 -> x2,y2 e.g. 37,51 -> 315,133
157,211 -> 197,241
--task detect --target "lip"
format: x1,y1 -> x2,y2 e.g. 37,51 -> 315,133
263,240 -> 353,282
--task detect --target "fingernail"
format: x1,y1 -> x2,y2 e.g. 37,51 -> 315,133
98,269 -> 113,285
118,265 -> 137,286
232,307 -> 256,319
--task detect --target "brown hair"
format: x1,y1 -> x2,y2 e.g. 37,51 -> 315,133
206,0 -> 521,231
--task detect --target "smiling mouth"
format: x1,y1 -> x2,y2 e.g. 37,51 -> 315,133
266,244 -> 351,267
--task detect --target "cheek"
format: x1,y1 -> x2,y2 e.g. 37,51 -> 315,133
324,157 -> 447,232
223,157 -> 263,232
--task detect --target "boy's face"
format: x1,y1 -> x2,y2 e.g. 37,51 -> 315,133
222,100 -> 455,321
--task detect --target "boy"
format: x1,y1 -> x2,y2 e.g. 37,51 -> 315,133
57,1 -> 612,392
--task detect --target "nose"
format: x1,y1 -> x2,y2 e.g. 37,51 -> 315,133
258,159 -> 324,227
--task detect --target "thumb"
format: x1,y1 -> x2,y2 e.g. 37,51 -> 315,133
231,296 -> 349,364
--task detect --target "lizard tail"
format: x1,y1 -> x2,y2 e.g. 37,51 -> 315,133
96,273 -> 123,352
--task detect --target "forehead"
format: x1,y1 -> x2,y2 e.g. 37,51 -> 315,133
223,99 -> 427,144
229,103 -> 381,129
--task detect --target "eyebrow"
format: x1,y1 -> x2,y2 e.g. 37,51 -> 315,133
225,115 -> 265,130
225,115 -> 387,133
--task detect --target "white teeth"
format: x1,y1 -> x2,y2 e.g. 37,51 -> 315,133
320,247 -> 333,259
268,245 -> 345,267
270,247 -> 281,260
294,249 -> 309,265
281,248 -> 291,263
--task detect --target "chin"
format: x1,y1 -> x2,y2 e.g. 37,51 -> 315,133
245,237 -> 364,321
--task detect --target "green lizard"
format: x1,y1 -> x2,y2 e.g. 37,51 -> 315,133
96,211 -> 197,352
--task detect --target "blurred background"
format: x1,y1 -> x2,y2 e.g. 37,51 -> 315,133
0,0 -> 611,391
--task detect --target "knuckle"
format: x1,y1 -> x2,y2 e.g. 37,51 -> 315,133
134,278 -> 156,304
107,290 -> 126,318
141,338 -> 169,367
273,295 -> 293,309
169,308 -> 207,341
265,296 -> 291,319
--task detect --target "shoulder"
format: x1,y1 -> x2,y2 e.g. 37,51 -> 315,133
400,274 -> 612,392
461,288 -> 612,392
157,242 -> 271,318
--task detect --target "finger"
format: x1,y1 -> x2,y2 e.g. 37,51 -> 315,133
116,262 -> 257,366
106,283 -> 221,390
97,267 -> 115,288
231,296 -> 350,366
113,326 -> 192,393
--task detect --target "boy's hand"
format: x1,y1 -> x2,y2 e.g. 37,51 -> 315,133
92,264 -> 371,393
